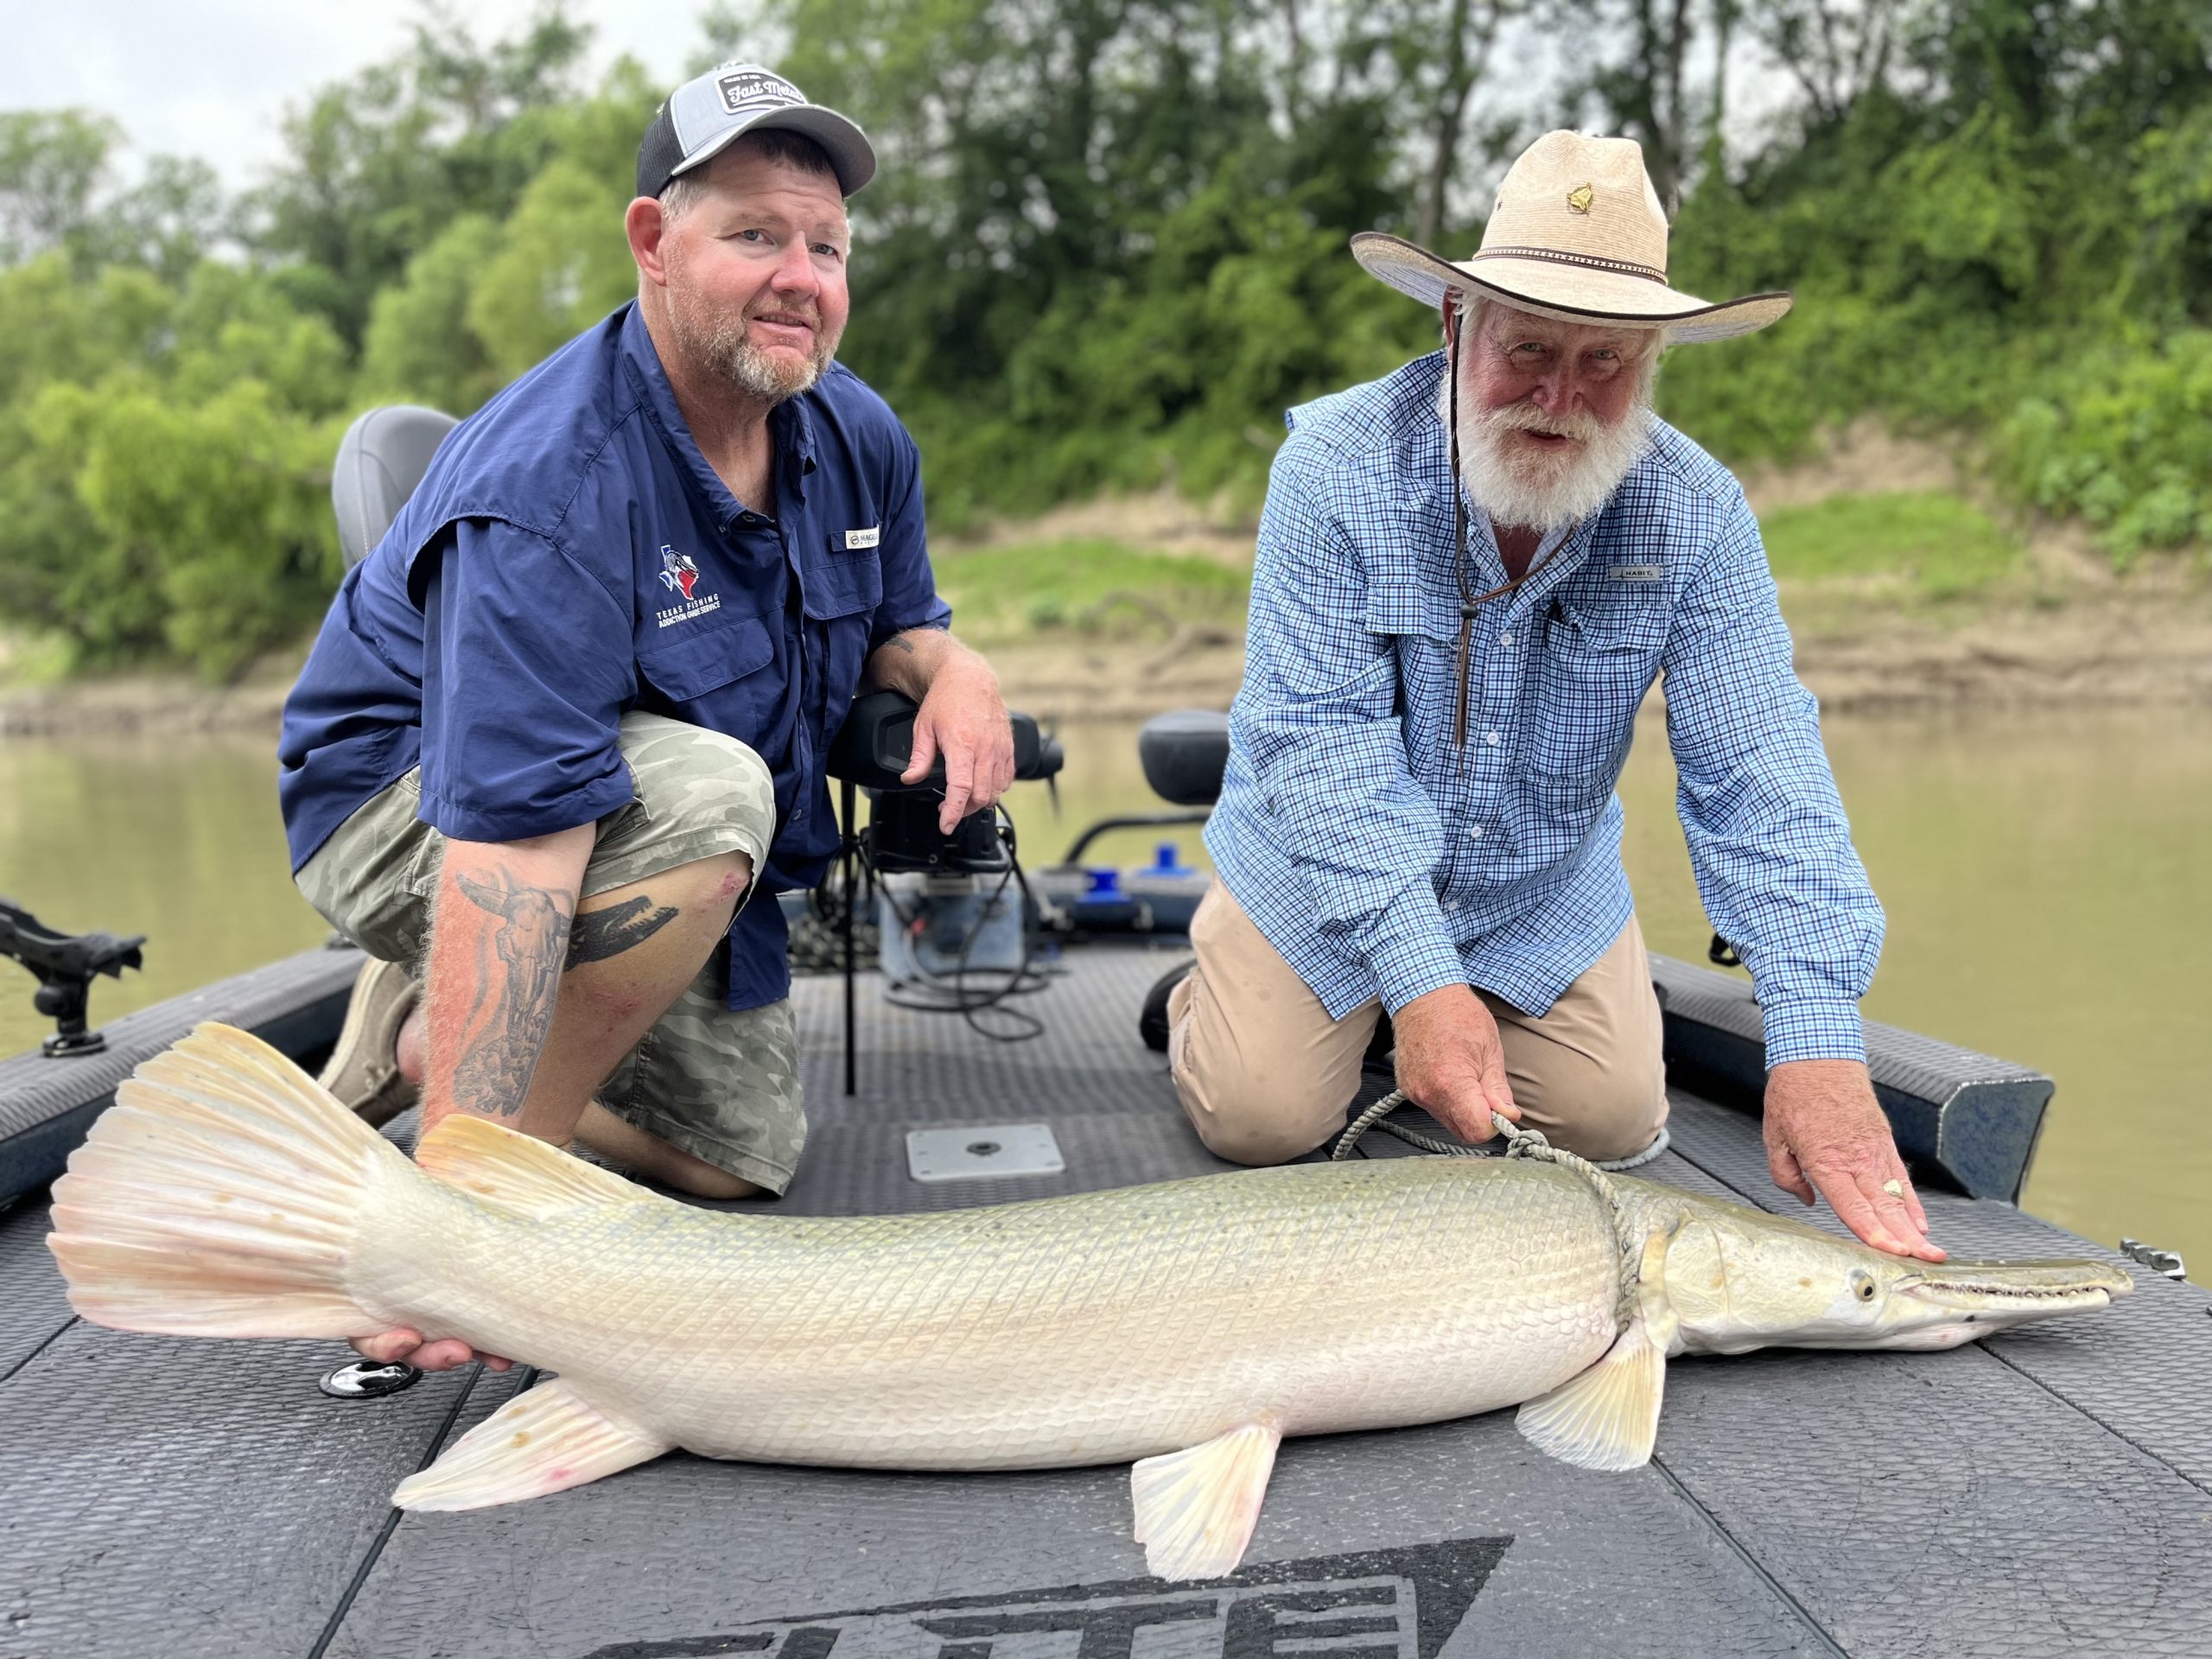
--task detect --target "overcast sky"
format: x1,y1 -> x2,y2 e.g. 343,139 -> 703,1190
9,3 -> 1802,215
2,1 -> 736,188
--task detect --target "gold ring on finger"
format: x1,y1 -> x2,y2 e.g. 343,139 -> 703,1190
1881,1179 -> 1904,1198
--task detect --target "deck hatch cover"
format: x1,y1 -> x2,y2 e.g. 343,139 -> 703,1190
906,1123 -> 1065,1182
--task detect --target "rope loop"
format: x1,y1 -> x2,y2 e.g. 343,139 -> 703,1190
1332,1090 -> 1646,1328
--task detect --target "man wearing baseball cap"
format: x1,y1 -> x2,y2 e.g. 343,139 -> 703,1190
281,62 -> 1014,1371
1170,130 -> 1944,1264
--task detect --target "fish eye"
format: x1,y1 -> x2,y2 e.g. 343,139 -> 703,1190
1853,1273 -> 1878,1301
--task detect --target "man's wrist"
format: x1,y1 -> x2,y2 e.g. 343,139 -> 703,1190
1766,1056 -> 1872,1095
1395,982 -> 1479,1031
928,645 -> 996,694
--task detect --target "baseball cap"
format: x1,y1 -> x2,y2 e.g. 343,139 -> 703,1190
636,62 -> 877,200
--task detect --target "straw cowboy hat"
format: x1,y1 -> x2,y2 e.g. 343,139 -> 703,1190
1352,131 -> 1790,343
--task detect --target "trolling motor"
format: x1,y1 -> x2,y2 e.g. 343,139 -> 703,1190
823,692 -> 1065,1091
0,899 -> 145,1058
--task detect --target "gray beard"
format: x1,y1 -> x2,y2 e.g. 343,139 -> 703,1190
1437,373 -> 1655,533
664,276 -> 836,404
690,313 -> 832,402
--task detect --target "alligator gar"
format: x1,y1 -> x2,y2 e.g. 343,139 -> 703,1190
45,1024 -> 2131,1580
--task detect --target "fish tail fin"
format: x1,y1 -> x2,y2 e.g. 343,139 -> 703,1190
45,1021 -> 408,1339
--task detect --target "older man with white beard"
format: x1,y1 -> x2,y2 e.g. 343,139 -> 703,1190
1169,130 -> 1945,1263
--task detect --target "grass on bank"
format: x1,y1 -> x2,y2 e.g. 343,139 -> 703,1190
932,537 -> 1250,646
0,495 -> 2102,702
1760,490 -> 2024,601
0,628 -> 76,691
939,495 -> 2028,652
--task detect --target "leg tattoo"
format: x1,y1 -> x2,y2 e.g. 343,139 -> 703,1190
450,869 -> 574,1117
566,894 -> 682,969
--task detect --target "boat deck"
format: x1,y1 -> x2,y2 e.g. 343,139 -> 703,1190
3,940 -> 2209,1658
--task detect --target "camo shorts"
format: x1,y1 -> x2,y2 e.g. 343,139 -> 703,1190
296,710 -> 805,1194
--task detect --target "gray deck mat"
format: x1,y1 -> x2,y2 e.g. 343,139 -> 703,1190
0,1198 -> 71,1382
1662,1090 -> 2212,1500
0,943 -> 2202,1658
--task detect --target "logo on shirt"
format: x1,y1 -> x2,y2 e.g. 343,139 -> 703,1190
844,525 -> 881,550
655,543 -> 723,628
660,544 -> 702,600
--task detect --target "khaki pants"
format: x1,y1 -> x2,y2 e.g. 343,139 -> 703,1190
1167,883 -> 1668,1165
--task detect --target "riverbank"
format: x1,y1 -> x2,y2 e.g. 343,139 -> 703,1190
6,428 -> 2209,734
8,581 -> 2206,737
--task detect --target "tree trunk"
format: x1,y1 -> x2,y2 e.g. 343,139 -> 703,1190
1418,0 -> 1479,248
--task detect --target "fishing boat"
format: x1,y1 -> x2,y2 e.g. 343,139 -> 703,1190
1,413 -> 2206,1658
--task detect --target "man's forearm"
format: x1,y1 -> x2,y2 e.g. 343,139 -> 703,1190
862,626 -> 987,702
420,824 -> 593,1131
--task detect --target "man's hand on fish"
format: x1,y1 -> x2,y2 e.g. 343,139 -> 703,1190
350,1328 -> 512,1374
1389,985 -> 1522,1145
1764,1058 -> 1946,1262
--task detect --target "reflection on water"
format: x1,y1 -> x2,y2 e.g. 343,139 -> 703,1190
3,709 -> 2207,1274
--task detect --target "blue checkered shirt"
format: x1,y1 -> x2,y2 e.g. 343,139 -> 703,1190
1205,353 -> 1883,1066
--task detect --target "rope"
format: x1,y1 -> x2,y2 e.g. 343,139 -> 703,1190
1330,1090 -> 1663,1328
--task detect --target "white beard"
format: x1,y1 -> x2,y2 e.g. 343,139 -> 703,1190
1437,370 -> 1655,534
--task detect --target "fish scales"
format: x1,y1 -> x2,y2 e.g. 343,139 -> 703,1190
354,1153 -> 1622,1470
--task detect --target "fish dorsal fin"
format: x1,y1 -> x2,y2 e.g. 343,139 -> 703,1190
1129,1420 -> 1282,1580
1516,1224 -> 1681,1472
416,1114 -> 659,1218
392,1376 -> 671,1510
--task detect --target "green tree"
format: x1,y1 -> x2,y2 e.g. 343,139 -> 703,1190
249,4 -> 594,344
0,110 -> 118,269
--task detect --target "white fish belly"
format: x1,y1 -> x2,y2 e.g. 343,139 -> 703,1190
362,1156 -> 1624,1471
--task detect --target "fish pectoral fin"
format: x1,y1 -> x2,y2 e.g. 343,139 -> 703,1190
1515,1311 -> 1669,1472
1129,1421 -> 1281,1582
415,1114 -> 665,1217
393,1377 -> 671,1511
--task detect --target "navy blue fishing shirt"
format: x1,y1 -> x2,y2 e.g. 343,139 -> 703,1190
278,302 -> 951,1011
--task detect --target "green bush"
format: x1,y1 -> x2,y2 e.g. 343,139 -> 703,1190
1758,491 -> 2023,600
4,0 -> 2210,681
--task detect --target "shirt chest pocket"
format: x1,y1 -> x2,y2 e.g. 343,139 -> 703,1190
808,538 -> 886,702
636,613 -> 778,726
1363,582 -> 1470,721
1541,588 -> 1670,686
810,534 -> 886,618
1526,588 -> 1670,800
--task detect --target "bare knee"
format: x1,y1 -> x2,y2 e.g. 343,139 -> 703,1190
652,849 -> 754,915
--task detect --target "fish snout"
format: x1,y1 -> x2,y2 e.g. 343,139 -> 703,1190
1891,1258 -> 2134,1324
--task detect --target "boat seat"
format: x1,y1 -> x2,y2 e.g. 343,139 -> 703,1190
1137,709 -> 1230,806
331,404 -> 459,569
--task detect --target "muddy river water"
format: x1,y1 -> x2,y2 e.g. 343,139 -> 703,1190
3,707 -> 2207,1273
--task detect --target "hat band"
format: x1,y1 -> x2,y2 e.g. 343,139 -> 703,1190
1469,245 -> 1669,285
